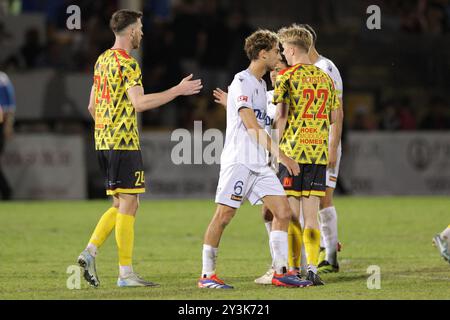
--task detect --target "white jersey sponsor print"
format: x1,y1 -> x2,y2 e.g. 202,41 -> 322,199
220,69 -> 270,172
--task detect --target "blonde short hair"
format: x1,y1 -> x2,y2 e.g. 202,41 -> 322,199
277,24 -> 312,53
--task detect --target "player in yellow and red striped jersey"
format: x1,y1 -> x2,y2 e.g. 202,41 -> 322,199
273,24 -> 342,285
77,9 -> 202,288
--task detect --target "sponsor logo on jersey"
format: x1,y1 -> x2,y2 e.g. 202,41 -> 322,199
283,177 -> 293,188
238,95 -> 248,102
231,194 -> 243,201
254,109 -> 272,126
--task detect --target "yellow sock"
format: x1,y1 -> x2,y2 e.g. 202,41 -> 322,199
288,220 -> 302,269
88,207 -> 118,248
115,213 -> 135,266
303,229 -> 321,266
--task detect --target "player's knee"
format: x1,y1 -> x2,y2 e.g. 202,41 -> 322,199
274,203 -> 292,223
216,206 -> 236,228
262,206 -> 273,222
119,196 -> 139,214
112,198 -> 120,209
320,188 -> 335,209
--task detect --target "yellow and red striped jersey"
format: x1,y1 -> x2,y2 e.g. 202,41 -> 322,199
93,48 -> 142,150
273,63 -> 340,165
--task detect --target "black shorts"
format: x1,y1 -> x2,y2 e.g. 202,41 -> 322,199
278,163 -> 326,197
97,150 -> 146,196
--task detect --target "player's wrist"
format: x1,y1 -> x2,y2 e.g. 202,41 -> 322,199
171,84 -> 182,97
279,151 -> 288,162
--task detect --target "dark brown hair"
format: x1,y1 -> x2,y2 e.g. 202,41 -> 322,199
244,29 -> 279,61
110,9 -> 143,34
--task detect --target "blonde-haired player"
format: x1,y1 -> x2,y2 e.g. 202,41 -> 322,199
273,24 -> 342,285
296,24 -> 344,274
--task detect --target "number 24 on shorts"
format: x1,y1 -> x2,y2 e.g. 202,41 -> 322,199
134,171 -> 145,186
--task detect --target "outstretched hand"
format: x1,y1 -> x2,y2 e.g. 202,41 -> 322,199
213,88 -> 228,108
177,74 -> 202,96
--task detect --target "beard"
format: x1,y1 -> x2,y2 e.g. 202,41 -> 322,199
131,34 -> 141,49
132,38 -> 140,49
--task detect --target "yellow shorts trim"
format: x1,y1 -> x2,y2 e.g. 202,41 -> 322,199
285,190 -> 303,197
285,190 -> 325,198
106,188 -> 146,196
309,190 -> 326,197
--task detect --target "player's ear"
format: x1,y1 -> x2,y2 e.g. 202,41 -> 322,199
259,49 -> 267,60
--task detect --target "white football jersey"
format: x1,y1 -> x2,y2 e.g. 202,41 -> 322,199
220,69 -> 269,172
266,90 -> 276,127
314,55 -> 343,99
265,90 -> 277,165
315,55 -> 343,146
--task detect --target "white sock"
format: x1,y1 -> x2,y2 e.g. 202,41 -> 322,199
264,221 -> 275,266
319,206 -> 338,265
86,243 -> 97,257
441,227 -> 450,241
307,264 -> 318,274
298,212 -> 307,274
202,244 -> 218,278
320,232 -> 325,248
269,230 -> 288,274
299,208 -> 305,229
300,243 -> 307,272
264,221 -> 272,236
119,265 -> 133,278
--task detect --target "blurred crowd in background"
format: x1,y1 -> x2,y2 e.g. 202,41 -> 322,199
0,0 -> 450,131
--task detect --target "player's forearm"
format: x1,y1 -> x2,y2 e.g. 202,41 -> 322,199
135,86 -> 180,112
329,107 -> 343,151
329,123 -> 341,152
246,123 -> 282,159
88,106 -> 95,120
87,86 -> 95,120
0,108 -> 3,123
273,115 -> 287,143
273,103 -> 287,142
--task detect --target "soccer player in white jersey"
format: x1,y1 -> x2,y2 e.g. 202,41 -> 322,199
299,24 -> 344,274
213,60 -> 293,285
216,26 -> 344,279
198,30 -> 312,289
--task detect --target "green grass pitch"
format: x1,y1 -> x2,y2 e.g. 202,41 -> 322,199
0,197 -> 449,300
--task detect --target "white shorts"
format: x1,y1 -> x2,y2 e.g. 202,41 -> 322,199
326,142 -> 342,189
215,164 -> 286,208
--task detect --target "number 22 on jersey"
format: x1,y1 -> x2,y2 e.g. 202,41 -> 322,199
301,89 -> 329,120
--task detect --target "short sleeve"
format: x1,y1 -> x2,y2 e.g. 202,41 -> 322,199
233,77 -> 254,112
123,59 -> 143,91
272,73 -> 290,105
333,71 -> 343,99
